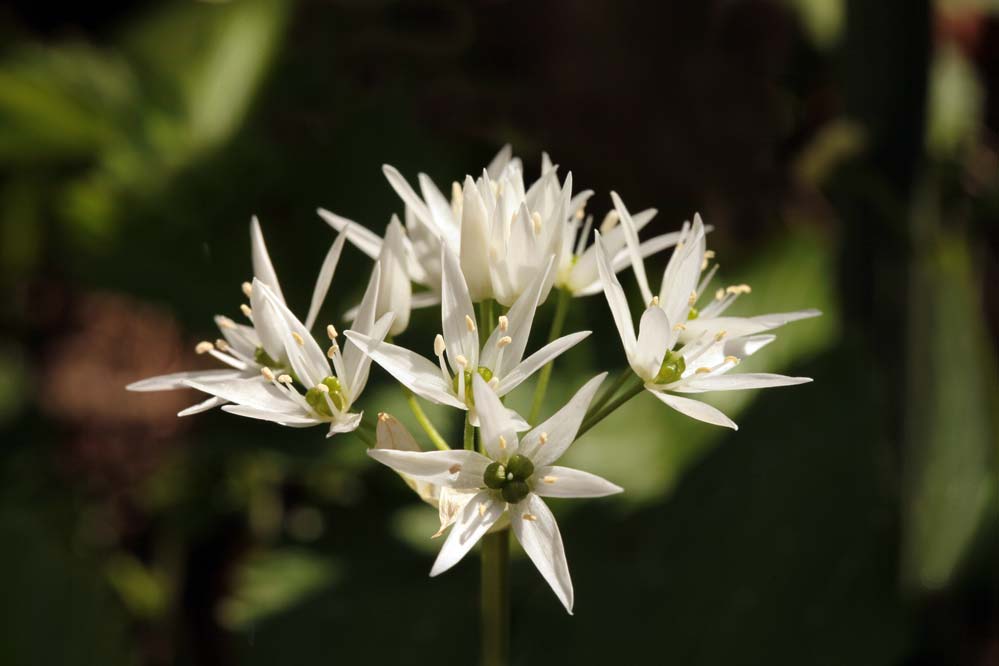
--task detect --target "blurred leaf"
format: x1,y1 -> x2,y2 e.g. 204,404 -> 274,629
218,548 -> 338,630
783,0 -> 845,49
926,45 -> 984,160
105,552 -> 170,619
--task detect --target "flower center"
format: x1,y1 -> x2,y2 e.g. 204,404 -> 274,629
483,454 -> 534,504
654,350 -> 686,385
305,376 -> 347,417
687,307 -> 699,320
452,365 -> 494,407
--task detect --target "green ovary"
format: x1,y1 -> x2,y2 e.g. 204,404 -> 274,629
483,454 -> 534,504
451,365 -> 494,407
653,350 -> 686,385
254,346 -> 281,368
305,376 -> 347,417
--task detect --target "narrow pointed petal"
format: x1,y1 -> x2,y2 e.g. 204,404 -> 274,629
342,263 -> 381,391
472,374 -> 519,460
346,311 -> 394,401
480,257 -> 554,376
495,331 -> 591,396
594,232 -> 636,358
609,192 -> 653,305
326,412 -> 363,436
250,216 -> 284,303
659,218 -> 706,327
177,395 -> 227,417
316,208 -> 383,259
382,164 -> 441,237
648,390 -> 738,430
431,492 -> 504,577
519,372 -> 605,466
486,144 -> 513,180
367,448 -> 490,489
440,246 -> 478,370
255,279 -> 329,387
680,309 -> 822,341
633,306 -> 670,381
459,175 -> 493,301
344,331 -> 466,409
183,377 -> 290,413
379,217 -> 413,335
374,413 -> 423,452
305,231 -> 348,330
511,494 -> 573,614
249,278 -> 288,363
127,369 -> 243,392
221,404 -> 318,427
532,465 -> 623,498
674,373 -> 812,393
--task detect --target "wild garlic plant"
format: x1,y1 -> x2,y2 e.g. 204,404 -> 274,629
128,146 -> 819,665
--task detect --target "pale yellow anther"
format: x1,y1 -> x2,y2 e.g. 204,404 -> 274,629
327,344 -> 339,359
522,513 -> 538,522
434,334 -> 446,357
241,281 -> 253,298
465,315 -> 476,333
488,377 -> 499,389
314,382 -> 329,394
497,336 -> 512,349
278,374 -> 293,384
261,367 -> 276,381
714,330 -> 727,341
217,316 -> 236,330
688,290 -> 698,306
326,324 -> 338,340
575,208 -> 585,220
673,322 -> 687,331
531,211 -> 543,234
240,304 -> 253,318
704,250 -> 716,260
455,354 -> 468,368
195,341 -> 214,354
498,315 -> 509,332
538,432 -> 548,445
451,181 -> 462,204
213,339 -> 228,352
448,463 -> 462,474
498,435 -> 507,450
600,210 -> 619,232
291,332 -> 305,346
542,476 -> 557,484
650,296 -> 660,307
724,355 -> 741,365
715,288 -> 726,301
726,284 -> 751,295
479,503 -> 488,518
695,367 -> 711,374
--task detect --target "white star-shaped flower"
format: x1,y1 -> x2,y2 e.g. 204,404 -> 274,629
345,246 -> 590,427
368,372 -> 621,613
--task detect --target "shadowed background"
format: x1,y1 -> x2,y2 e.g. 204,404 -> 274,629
0,0 -> 996,664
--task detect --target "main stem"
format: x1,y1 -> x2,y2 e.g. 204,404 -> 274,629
528,288 -> 571,424
480,529 -> 509,666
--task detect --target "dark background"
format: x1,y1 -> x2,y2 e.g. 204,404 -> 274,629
0,1 -> 996,664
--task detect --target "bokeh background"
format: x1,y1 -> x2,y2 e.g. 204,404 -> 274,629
1,0 -> 997,664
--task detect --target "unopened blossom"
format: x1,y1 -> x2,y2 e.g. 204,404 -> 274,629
368,373 -> 621,613
345,246 -> 590,426
128,217 -> 347,415
594,209 -> 816,429
182,262 -> 393,437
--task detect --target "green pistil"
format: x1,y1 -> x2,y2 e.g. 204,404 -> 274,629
305,376 -> 347,417
687,307 -> 699,320
654,350 -> 686,385
254,346 -> 281,368
452,365 -> 494,407
483,454 -> 534,504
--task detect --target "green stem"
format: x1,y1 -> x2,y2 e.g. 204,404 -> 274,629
479,299 -> 496,343
588,368 -> 633,416
480,529 -> 510,666
528,288 -> 571,424
577,377 -> 645,438
464,414 -> 475,451
405,390 -> 450,451
355,426 -> 375,448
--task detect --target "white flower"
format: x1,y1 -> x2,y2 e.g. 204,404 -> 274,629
127,216 -> 347,416
594,200 -> 817,430
345,246 -> 590,426
368,372 -> 621,613
180,261 -> 393,437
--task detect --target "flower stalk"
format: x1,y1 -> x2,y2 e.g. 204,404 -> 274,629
405,390 -> 450,451
528,287 -> 572,424
480,528 -> 510,666
577,375 -> 646,438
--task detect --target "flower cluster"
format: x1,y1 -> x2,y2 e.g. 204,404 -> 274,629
128,146 -> 818,614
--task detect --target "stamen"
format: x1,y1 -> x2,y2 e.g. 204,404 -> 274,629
715,288 -> 725,301
531,211 -> 543,234
314,382 -> 329,394
291,332 -> 305,346
498,435 -> 507,450
241,281 -> 253,298
240,304 -> 253,319
574,208 -> 585,220
455,354 -> 468,368
714,330 -> 727,341
278,374 -> 293,384
214,338 -> 230,352
542,476 -> 557,484
451,181 -> 462,204
465,315 -> 476,333
478,503 -> 487,518
434,334 -> 446,357
695,367 -> 711,374
261,367 -> 276,381
724,355 -> 741,365
575,214 -> 594,256
496,336 -> 512,349
488,377 -> 499,389
726,284 -> 751,295
600,210 -> 619,232
448,464 -> 462,474
673,322 -> 687,331
650,296 -> 660,307
538,432 -> 548,445
688,290 -> 698,306
327,343 -> 339,359
498,316 -> 509,332
217,316 -> 236,330
195,341 -> 214,354
326,324 -> 338,340
522,513 -> 538,522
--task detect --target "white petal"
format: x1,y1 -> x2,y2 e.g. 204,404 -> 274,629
250,216 -> 285,303
215,317 -> 259,357
344,331 -> 466,409
532,465 -> 623,498
177,395 -> 227,416
327,412 -> 363,436
374,413 -> 422,451
379,217 -> 413,335
440,245 -> 478,371
418,173 -> 458,238
486,144 -> 513,180
495,331 -> 590,396
609,191 -> 653,305
648,390 -> 738,430
382,164 -> 441,238
674,373 -> 812,393
316,208 -> 383,259
346,311 -> 394,400
184,377 -> 290,412
633,306 -> 670,381
305,231 -> 348,330
519,372 -> 605,466
431,492 -> 504,577
472,374 -> 519,460
459,176 -> 493,301
510,494 -> 573,614
221,404 -> 318,427
659,218 -> 705,328
343,262 -> 381,391
255,279 -> 329,388
479,256 -> 554,376
127,368 -> 242,392
249,278 -> 288,364
594,232 -> 636,358
368,448 -> 490,489
411,291 -> 441,309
